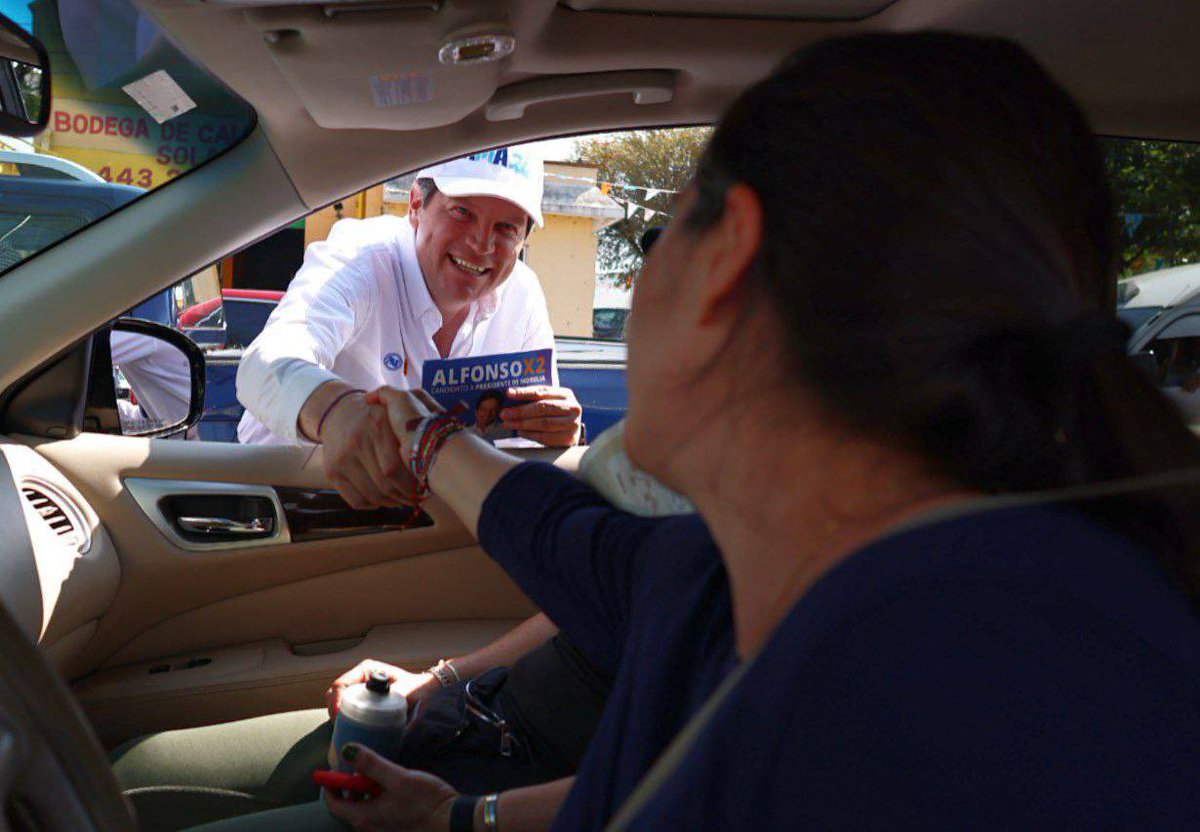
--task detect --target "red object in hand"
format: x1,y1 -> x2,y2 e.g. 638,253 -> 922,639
312,769 -> 383,797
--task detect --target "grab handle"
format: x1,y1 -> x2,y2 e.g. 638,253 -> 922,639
486,70 -> 675,122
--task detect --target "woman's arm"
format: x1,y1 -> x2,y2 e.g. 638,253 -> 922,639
426,430 -> 523,536
480,777 -> 574,831
326,613 -> 557,716
372,388 -> 661,676
446,612 -> 558,680
326,743 -> 573,832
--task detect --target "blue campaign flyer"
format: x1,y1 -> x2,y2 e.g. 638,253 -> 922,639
422,348 -> 553,441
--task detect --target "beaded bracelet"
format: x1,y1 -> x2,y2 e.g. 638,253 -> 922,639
428,658 -> 460,688
408,413 -> 464,495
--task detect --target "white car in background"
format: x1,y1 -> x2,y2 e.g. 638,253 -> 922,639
1118,262 -> 1200,332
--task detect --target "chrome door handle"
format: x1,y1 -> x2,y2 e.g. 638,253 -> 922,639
176,516 -> 273,535
125,479 -> 291,552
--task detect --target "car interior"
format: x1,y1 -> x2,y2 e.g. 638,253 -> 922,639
0,0 -> 1199,828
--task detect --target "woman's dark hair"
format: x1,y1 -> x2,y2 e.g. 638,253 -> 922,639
688,32 -> 1200,599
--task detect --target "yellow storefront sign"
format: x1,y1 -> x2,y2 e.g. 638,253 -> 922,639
45,98 -> 246,190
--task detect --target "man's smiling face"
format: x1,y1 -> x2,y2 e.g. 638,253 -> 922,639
409,185 -> 529,317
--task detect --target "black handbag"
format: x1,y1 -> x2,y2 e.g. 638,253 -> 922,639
398,666 -> 526,768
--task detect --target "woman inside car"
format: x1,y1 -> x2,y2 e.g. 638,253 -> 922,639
194,30 -> 1200,831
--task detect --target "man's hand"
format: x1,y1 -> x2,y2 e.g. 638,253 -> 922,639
365,387 -> 444,464
301,382 -> 415,509
324,744 -> 457,832
325,659 -> 438,719
501,386 -> 583,447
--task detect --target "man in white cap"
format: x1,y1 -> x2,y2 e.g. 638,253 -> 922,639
236,147 -> 583,508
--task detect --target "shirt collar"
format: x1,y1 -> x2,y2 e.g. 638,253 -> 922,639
477,283 -> 501,320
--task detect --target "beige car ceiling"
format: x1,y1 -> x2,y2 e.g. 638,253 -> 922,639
145,0 -> 1200,211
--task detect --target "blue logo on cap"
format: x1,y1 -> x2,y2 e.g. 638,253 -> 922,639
383,352 -> 403,371
469,148 -> 528,177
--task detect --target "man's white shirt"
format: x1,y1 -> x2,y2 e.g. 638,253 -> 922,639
237,215 -> 556,445
111,330 -> 193,427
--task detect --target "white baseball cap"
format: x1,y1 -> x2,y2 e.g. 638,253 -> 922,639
416,148 -> 545,227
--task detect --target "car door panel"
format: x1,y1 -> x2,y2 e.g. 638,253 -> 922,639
97,541 -> 531,668
76,619 -> 525,746
19,432 -> 586,743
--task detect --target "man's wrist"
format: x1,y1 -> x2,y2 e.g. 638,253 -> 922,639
298,382 -> 362,443
297,384 -> 362,444
317,389 -> 366,442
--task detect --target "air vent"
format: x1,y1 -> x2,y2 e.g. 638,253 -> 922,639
21,483 -> 88,552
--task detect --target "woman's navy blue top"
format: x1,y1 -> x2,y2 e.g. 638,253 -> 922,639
477,462 -> 1200,829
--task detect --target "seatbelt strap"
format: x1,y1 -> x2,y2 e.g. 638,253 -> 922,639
604,656 -> 754,832
603,465 -> 1200,830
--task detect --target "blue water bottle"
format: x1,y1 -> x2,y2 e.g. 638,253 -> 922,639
331,671 -> 408,772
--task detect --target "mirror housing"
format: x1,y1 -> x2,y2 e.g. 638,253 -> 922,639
103,319 -> 206,438
0,14 -> 49,137
1,320 -> 205,439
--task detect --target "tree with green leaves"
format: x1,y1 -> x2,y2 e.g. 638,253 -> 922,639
571,133 -> 1200,286
573,128 -> 711,289
1099,138 -> 1200,276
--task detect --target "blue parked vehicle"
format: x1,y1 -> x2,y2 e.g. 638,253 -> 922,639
556,338 -> 628,441
0,151 -> 142,267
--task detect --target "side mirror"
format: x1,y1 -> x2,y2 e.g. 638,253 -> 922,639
107,319 -> 205,438
2,320 -> 204,440
0,14 -> 50,137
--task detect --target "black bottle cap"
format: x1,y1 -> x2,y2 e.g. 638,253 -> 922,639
366,671 -> 391,695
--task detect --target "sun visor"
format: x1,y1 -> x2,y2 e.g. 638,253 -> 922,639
244,2 -> 512,130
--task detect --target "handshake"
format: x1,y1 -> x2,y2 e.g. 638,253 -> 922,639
301,382 -> 583,510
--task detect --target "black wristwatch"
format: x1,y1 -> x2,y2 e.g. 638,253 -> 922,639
450,795 -> 480,832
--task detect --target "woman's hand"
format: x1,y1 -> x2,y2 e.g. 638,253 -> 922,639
365,387 -> 444,467
371,385 -> 521,539
325,659 -> 437,719
324,744 -> 458,832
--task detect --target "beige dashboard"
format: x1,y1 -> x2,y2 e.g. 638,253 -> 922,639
0,442 -> 121,680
